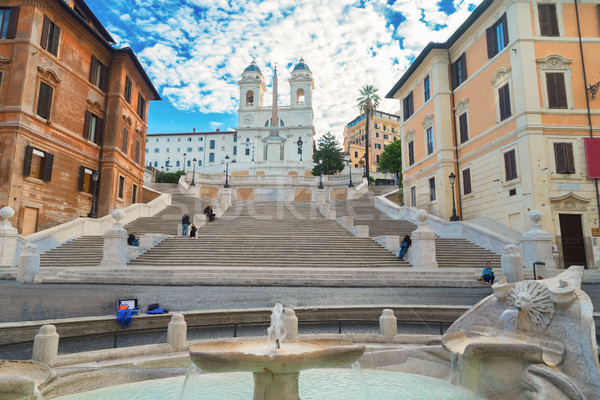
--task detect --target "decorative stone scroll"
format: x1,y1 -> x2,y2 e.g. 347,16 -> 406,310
454,98 -> 469,114
405,128 -> 415,142
86,99 -> 104,115
490,66 -> 511,86
536,54 -> 572,72
37,67 -> 61,86
421,114 -> 434,129
122,114 -> 133,128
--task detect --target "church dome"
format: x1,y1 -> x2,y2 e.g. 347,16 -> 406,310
243,60 -> 262,74
293,58 -> 310,72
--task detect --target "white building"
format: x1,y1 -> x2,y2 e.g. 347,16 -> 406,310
145,59 -> 316,176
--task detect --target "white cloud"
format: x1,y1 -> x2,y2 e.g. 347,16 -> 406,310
103,0 -> 482,141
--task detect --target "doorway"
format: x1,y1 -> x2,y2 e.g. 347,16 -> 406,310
558,214 -> 587,268
21,207 -> 39,236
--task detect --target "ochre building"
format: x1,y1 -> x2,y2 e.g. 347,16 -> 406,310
387,0 -> 600,268
0,0 -> 159,234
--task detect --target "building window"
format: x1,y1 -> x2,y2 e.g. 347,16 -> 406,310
376,154 -> 380,163
410,186 -> 416,207
121,127 -> 129,154
83,111 -> 103,145
124,75 -> 132,103
451,53 -> 467,89
154,161 -> 157,167
132,184 -> 138,204
424,75 -> 431,101
462,168 -> 472,195
245,148 -> 250,156
118,176 -> 124,198
209,153 -> 215,162
36,82 -> 53,120
429,177 -> 436,201
210,140 -> 215,149
354,151 -> 358,158
459,113 -> 469,144
154,148 -> 159,153
298,147 -> 302,155
408,141 -> 414,166
375,143 -> 381,150
198,160 -> 202,166
187,160 -> 191,167
234,133 -> 237,142
187,137 -> 191,142
89,56 -> 108,92
538,4 -> 559,37
426,127 -> 434,155
375,132 -> 379,138
554,143 -> 575,174
198,147 -> 203,151
187,147 -> 192,152
137,93 -> 146,118
40,16 -> 60,57
498,84 -> 511,121
233,146 -> 237,155
79,166 -> 95,194
504,149 -> 518,181
383,134 -> 388,140
486,13 -> 509,58
23,146 -> 53,181
0,7 -> 19,39
134,140 -> 140,164
403,92 -> 413,120
546,73 -> 567,109
176,160 -> 180,167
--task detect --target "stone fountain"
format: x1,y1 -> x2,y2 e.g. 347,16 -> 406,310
189,303 -> 365,400
442,266 -> 600,399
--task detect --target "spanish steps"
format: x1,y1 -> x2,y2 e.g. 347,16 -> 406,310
37,184 -> 508,286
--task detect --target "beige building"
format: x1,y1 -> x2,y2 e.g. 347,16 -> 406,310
343,110 -> 401,177
386,0 -> 600,268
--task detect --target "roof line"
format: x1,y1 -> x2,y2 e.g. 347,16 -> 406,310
147,131 -> 238,136
115,47 -> 161,100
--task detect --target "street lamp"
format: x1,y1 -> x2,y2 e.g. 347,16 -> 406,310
318,156 -> 324,189
449,172 -> 459,221
224,155 -> 230,188
165,157 -> 170,172
252,145 -> 255,161
346,159 -> 354,187
87,170 -> 99,218
182,153 -> 187,175
160,166 -> 164,183
297,138 -> 303,161
191,158 -> 197,186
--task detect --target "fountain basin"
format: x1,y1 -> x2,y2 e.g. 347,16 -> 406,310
0,360 -> 51,400
189,339 -> 365,374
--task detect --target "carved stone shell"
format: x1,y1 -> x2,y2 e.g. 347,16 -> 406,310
507,281 -> 555,332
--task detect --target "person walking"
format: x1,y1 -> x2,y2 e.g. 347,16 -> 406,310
181,212 -> 190,236
480,262 -> 495,286
190,224 -> 197,238
398,233 -> 411,260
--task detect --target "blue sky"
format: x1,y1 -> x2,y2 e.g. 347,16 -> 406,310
86,0 -> 482,140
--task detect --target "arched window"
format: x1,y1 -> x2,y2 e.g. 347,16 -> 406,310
264,118 -> 285,127
246,90 -> 254,106
154,161 -> 158,167
198,160 -> 202,166
187,160 -> 191,167
297,88 -> 305,104
176,161 -> 180,167
233,146 -> 237,155
210,140 -> 215,149
209,153 -> 215,162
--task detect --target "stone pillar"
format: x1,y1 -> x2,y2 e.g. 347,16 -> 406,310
100,209 -> 128,267
283,308 -> 298,340
501,244 -> 523,283
520,210 -> 555,272
32,325 -> 59,365
167,313 -> 187,352
17,243 -> 39,284
315,189 -> 326,204
0,207 -> 19,267
379,309 -> 397,340
409,210 -> 438,269
219,188 -> 233,207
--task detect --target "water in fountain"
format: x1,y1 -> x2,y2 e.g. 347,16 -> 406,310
351,361 -> 371,400
178,364 -> 202,400
494,306 -> 519,336
266,303 -> 285,354
448,351 -> 459,385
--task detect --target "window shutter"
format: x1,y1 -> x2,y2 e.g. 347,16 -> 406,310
486,26 -> 495,58
125,76 -> 132,103
539,4 -> 550,35
100,64 -> 109,92
460,53 -> 467,83
89,56 -> 98,83
403,97 -> 408,120
36,83 -> 52,119
459,113 -> 468,144
50,25 -> 60,56
135,140 -> 140,163
44,84 -> 53,119
6,7 -> 19,39
499,84 -> 511,120
83,111 -> 91,140
40,16 -> 49,49
549,5 -> 559,36
554,143 -> 567,173
501,13 -> 509,47
23,145 -> 33,176
504,150 -> 516,180
122,127 -> 129,153
547,73 -> 558,108
408,92 -> 413,116
42,152 -> 53,182
566,143 -> 575,173
451,60 -> 458,89
555,73 -> 567,108
463,169 -> 472,195
96,117 -> 104,145
78,165 -> 85,191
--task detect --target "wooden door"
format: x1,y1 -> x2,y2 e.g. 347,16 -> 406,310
559,214 -> 587,268
21,207 -> 38,236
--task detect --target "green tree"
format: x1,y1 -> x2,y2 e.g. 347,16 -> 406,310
356,85 -> 380,184
312,131 -> 345,176
155,171 -> 182,184
378,140 -> 403,186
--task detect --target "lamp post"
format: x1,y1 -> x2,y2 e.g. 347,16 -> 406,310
449,172 -> 459,221
224,155 -> 230,188
182,153 -> 187,175
191,158 -> 197,186
252,145 -> 255,161
346,159 -> 354,187
160,166 -> 164,183
297,138 -> 303,161
87,170 -> 99,218
318,156 -> 324,189
166,157 -> 170,172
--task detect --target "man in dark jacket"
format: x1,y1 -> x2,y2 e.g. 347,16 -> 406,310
182,212 -> 190,236
398,233 -> 411,260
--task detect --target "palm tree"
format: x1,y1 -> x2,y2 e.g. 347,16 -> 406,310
357,85 -> 380,184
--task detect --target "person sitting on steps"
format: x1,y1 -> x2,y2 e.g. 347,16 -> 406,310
398,233 -> 411,260
190,224 -> 197,238
204,205 -> 216,222
479,262 -> 495,286
127,232 -> 139,246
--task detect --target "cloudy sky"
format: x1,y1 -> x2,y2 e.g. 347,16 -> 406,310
87,0 -> 482,140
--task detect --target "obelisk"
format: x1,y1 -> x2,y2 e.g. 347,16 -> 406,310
270,67 -> 279,137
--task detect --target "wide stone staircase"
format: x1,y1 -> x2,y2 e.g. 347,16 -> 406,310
331,192 -> 503,269
39,236 -> 103,268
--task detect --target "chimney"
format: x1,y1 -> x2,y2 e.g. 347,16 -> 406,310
216,129 -> 220,132
193,128 -> 196,132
